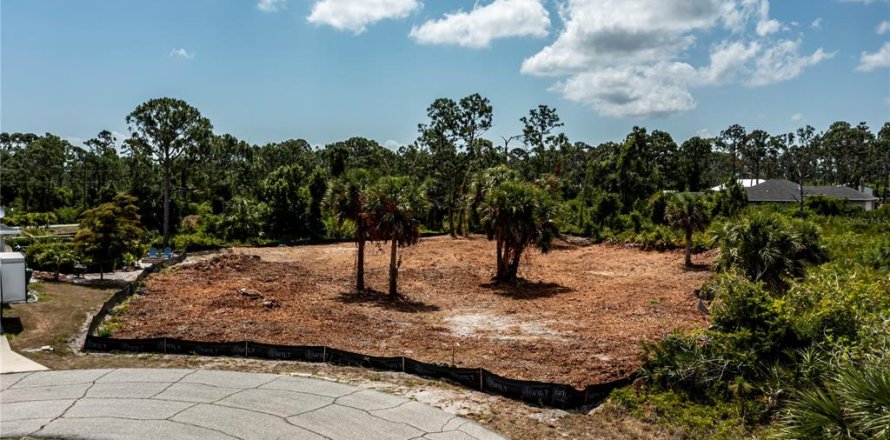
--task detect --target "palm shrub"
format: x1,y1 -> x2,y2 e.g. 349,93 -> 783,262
780,360 -> 890,440
365,176 -> 428,297
478,180 -> 560,282
323,169 -> 376,292
215,197 -> 267,243
713,211 -> 825,290
665,194 -> 710,267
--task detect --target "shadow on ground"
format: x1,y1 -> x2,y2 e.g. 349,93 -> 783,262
0,308 -> 23,335
335,290 -> 441,313
683,262 -> 712,272
480,280 -> 574,300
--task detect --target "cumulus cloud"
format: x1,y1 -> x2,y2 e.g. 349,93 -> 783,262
748,40 -> 834,86
554,63 -> 698,117
699,40 -> 761,84
811,18 -> 823,29
520,0 -> 830,118
257,0 -> 286,12
409,0 -> 550,48
307,0 -> 420,34
791,113 -> 803,122
857,42 -> 890,71
877,21 -> 890,34
169,48 -> 194,59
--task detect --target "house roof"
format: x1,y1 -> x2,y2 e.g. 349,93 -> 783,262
805,185 -> 879,201
744,179 -> 880,203
710,179 -> 766,191
0,223 -> 21,236
746,179 -> 802,202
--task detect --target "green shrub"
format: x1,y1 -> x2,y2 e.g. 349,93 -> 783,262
708,273 -> 794,354
805,195 -> 863,216
53,206 -> 81,224
713,211 -> 826,289
214,197 -> 267,243
608,387 -> 753,439
171,232 -> 225,252
25,241 -> 79,277
779,359 -> 890,440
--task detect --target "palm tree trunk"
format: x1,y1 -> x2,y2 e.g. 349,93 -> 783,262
388,238 -> 398,297
508,249 -> 522,280
356,235 -> 365,292
685,228 -> 693,268
495,237 -> 504,279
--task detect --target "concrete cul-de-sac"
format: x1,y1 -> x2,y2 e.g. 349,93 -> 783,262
0,368 -> 505,440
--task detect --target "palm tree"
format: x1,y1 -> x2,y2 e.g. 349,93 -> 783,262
479,180 -> 559,282
365,176 -> 428,297
713,211 -> 824,289
665,194 -> 710,268
323,169 -> 375,292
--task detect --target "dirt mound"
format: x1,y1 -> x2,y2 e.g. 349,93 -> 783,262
114,236 -> 713,387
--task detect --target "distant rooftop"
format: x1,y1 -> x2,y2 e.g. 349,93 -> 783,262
742,179 -> 879,203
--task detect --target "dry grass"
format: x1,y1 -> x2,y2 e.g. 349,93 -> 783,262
112,236 -> 713,387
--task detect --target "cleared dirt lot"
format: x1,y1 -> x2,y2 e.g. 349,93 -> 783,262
112,236 -> 712,387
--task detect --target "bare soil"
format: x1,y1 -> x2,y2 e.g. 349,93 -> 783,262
112,236 -> 713,388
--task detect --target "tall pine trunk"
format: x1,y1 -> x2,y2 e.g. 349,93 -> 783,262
163,169 -> 171,248
388,238 -> 398,297
448,206 -> 456,237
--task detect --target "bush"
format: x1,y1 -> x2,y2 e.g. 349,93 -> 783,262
713,211 -> 825,289
708,273 -> 792,352
779,359 -> 890,440
609,387 -> 753,439
25,241 -> 79,276
805,195 -> 862,216
171,232 -> 225,252
3,211 -> 58,227
53,206 -> 81,224
215,197 -> 267,243
641,330 -> 764,401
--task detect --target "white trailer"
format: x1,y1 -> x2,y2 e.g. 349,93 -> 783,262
1,252 -> 28,305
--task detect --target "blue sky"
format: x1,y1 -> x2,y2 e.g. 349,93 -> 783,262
1,0 -> 888,149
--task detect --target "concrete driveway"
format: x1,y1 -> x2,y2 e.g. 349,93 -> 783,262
1,368 -> 505,440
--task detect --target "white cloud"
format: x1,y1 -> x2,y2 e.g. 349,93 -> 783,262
791,113 -> 803,122
754,0 -> 781,36
877,21 -> 890,34
257,0 -> 286,12
169,48 -> 194,59
409,0 -> 550,49
857,42 -> 890,71
522,0 -> 724,77
697,128 -> 713,138
307,0 -> 420,34
520,0 -> 829,118
747,39 -> 834,86
811,18 -> 823,29
383,139 -> 403,149
700,40 -> 761,84
554,62 -> 698,117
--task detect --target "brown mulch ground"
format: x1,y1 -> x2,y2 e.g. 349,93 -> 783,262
112,236 -> 713,388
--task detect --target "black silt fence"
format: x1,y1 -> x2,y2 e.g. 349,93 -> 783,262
84,335 -> 634,409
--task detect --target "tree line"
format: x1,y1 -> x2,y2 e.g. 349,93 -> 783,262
2,96 -> 888,252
